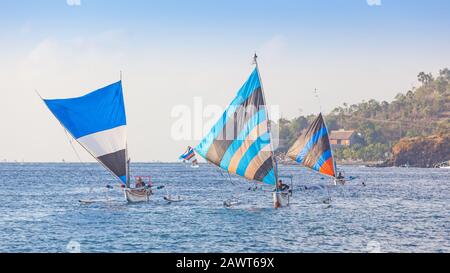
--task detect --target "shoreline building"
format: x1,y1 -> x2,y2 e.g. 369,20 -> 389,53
329,129 -> 357,147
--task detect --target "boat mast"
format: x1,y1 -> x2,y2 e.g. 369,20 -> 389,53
121,70 -> 132,188
253,53 -> 279,184
322,114 -> 337,179
314,89 -> 337,179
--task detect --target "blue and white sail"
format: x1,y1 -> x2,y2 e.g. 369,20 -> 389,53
44,81 -> 128,184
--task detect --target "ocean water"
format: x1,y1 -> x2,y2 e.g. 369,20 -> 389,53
0,163 -> 448,253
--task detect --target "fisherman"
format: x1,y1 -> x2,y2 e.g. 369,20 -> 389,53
192,158 -> 199,166
276,179 -> 290,192
135,177 -> 146,188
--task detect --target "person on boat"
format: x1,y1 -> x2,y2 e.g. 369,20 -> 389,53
135,177 -> 146,188
192,158 -> 199,166
335,172 -> 346,185
276,179 -> 290,192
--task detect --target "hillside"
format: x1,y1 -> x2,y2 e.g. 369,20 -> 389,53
277,68 -> 450,163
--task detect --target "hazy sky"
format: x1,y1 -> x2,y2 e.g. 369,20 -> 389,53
1,0 -> 449,162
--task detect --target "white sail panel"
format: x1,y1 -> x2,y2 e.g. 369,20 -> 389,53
77,125 -> 127,157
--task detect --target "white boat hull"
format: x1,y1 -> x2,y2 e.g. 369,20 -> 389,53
124,188 -> 152,203
334,179 -> 346,186
273,192 -> 290,208
223,198 -> 241,208
164,195 -> 184,203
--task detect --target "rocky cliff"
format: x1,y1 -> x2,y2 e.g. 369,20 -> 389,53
383,133 -> 450,168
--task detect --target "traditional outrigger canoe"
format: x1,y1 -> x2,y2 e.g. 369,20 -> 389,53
40,79 -> 152,203
435,160 -> 450,169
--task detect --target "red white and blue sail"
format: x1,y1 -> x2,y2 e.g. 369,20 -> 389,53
195,68 -> 277,185
44,81 -> 128,184
180,146 -> 197,163
287,113 -> 336,178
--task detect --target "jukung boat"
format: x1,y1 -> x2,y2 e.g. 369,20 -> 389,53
435,160 -> 450,169
179,146 -> 200,168
40,79 -> 152,203
194,55 -> 283,208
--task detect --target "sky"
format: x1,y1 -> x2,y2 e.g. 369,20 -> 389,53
0,0 -> 449,162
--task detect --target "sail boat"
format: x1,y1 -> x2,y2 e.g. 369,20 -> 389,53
195,54 -> 282,207
41,80 -> 152,203
179,146 -> 199,168
286,113 -> 339,185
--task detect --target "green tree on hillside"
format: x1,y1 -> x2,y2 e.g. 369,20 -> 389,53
418,72 -> 434,85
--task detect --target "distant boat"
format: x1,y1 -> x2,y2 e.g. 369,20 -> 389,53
194,54 -> 282,208
40,79 -> 152,203
179,146 -> 199,168
287,113 -> 344,186
435,160 -> 450,169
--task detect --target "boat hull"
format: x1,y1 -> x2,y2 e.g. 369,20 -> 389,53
334,179 -> 346,186
273,192 -> 290,208
164,196 -> 184,203
223,198 -> 241,208
124,188 -> 152,203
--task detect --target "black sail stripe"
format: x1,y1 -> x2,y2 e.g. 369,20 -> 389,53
302,130 -> 332,169
97,149 -> 127,179
206,87 -> 265,164
237,87 -> 265,134
214,87 -> 264,142
253,156 -> 275,182
287,113 -> 328,162
204,140 -> 234,166
287,114 -> 324,161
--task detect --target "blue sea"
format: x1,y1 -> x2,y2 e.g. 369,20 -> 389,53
0,163 -> 448,253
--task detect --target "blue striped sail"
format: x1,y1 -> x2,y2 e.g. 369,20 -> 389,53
44,81 -> 128,184
195,68 -> 277,185
287,113 -> 336,178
